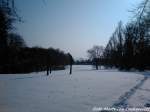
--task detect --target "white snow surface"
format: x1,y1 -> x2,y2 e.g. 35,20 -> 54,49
0,65 -> 150,112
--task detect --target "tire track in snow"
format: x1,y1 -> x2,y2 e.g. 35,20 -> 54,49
112,76 -> 148,108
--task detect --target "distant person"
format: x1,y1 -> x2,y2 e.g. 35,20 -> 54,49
68,53 -> 74,74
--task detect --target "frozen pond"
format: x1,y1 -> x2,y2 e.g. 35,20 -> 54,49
0,65 -> 150,112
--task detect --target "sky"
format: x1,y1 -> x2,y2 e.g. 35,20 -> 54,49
15,0 -> 142,59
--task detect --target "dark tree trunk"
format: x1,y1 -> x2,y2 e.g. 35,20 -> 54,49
96,64 -> 98,70
68,53 -> 74,75
70,64 -> 72,75
47,65 -> 49,76
50,65 -> 52,74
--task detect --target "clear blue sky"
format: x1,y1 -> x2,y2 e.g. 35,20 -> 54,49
15,0 -> 141,59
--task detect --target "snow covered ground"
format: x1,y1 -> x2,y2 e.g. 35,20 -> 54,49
0,65 -> 150,112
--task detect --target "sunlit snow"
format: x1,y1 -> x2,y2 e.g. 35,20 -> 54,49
0,65 -> 149,112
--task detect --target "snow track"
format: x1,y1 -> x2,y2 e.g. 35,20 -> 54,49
113,76 -> 148,108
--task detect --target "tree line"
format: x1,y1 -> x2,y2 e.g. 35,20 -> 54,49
0,0 -> 73,74
88,0 -> 150,70
103,0 -> 150,70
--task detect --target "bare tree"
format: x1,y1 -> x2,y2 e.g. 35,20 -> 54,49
87,45 -> 104,70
